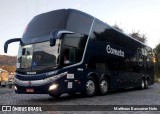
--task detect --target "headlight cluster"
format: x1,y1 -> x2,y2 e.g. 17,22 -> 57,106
49,84 -> 58,91
15,86 -> 17,91
47,72 -> 68,91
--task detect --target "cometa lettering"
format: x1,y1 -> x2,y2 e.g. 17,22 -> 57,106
106,45 -> 124,57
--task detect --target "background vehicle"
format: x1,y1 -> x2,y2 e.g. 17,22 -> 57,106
4,9 -> 154,97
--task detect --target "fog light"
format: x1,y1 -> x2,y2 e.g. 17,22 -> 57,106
15,86 -> 17,91
49,84 -> 58,91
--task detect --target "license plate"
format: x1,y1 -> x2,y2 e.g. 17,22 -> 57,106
26,88 -> 34,93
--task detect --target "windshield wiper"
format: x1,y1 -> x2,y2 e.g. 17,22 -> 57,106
16,67 -> 31,73
16,65 -> 59,74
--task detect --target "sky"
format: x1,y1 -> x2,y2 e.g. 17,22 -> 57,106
0,0 -> 160,56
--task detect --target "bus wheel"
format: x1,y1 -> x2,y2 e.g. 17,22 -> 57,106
49,94 -> 61,98
99,77 -> 109,95
145,79 -> 148,89
84,77 -> 97,97
140,79 -> 145,90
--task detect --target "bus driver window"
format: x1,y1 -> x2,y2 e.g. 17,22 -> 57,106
64,49 -> 70,64
64,55 -> 70,64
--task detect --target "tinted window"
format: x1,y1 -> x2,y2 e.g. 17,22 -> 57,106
91,20 -> 110,41
23,10 -> 67,38
66,10 -> 93,35
92,20 -> 133,50
62,33 -> 88,65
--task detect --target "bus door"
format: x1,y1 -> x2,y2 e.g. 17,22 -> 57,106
63,48 -> 84,92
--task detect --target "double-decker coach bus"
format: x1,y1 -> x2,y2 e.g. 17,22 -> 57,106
4,9 -> 154,98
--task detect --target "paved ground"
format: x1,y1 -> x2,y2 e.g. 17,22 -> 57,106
0,83 -> 160,114
0,86 -> 14,96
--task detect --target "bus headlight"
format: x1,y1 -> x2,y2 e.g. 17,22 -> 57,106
49,84 -> 58,91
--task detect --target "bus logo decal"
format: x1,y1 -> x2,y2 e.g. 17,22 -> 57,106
27,72 -> 36,75
106,45 -> 124,57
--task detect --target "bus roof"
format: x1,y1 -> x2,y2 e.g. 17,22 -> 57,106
22,9 -> 150,48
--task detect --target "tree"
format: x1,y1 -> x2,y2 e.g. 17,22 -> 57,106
154,43 -> 160,81
113,24 -> 147,43
113,24 -> 123,32
154,43 -> 160,54
129,31 -> 147,43
0,65 -> 16,73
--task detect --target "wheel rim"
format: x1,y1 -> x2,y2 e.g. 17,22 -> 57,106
100,80 -> 108,94
86,80 -> 95,95
142,80 -> 145,88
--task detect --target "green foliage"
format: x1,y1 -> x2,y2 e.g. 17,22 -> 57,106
154,43 -> 160,80
154,43 -> 160,54
154,44 -> 160,63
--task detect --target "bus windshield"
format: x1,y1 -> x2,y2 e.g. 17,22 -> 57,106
17,40 -> 60,71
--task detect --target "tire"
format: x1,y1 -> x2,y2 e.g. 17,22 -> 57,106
84,77 -> 97,97
99,77 -> 109,95
145,79 -> 148,89
49,94 -> 61,98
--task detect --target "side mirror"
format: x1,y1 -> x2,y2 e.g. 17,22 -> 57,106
50,30 -> 74,46
50,37 -> 56,47
4,38 -> 21,53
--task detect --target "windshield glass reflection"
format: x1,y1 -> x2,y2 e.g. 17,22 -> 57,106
17,40 -> 60,71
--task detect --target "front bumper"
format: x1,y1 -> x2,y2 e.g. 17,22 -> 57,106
14,72 -> 68,94
15,83 -> 60,94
